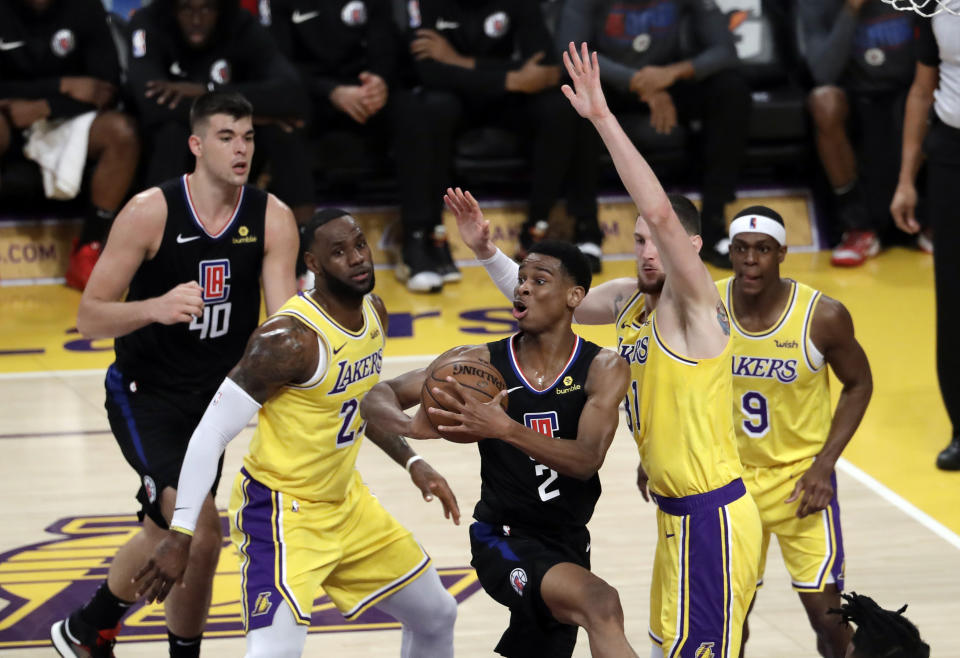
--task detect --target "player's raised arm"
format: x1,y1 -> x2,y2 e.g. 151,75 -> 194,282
445,185 -> 635,325
561,42 -> 719,317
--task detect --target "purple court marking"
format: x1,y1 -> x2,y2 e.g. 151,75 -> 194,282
0,349 -> 45,355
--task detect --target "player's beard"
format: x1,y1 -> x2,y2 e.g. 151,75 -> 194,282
637,273 -> 665,295
323,265 -> 375,301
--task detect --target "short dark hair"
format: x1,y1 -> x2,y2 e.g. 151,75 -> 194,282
829,592 -> 929,658
733,205 -> 785,226
301,208 -> 352,252
667,193 -> 701,235
527,240 -> 592,294
189,92 -> 253,132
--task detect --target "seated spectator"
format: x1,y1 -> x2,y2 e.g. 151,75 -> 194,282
395,0 -> 602,293
829,592 -> 929,658
800,0 -> 918,267
0,0 -> 140,291
557,0 -> 750,269
126,0 -> 313,225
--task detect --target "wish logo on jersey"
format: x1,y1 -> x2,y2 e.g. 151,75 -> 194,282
0,513 -> 482,649
731,355 -> 798,383
329,348 -> 383,394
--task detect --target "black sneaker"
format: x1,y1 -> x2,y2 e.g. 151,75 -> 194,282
396,230 -> 443,293
51,611 -> 119,658
936,437 -> 960,471
431,225 -> 461,283
515,220 -> 549,261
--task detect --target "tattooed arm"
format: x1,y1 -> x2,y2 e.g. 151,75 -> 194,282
133,316 -> 317,602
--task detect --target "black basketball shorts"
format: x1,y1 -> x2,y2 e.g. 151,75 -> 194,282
469,520 -> 591,658
104,364 -> 224,529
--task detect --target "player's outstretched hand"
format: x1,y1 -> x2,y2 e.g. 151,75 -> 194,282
132,531 -> 191,603
153,281 -> 204,325
409,459 -> 461,525
429,378 -> 511,440
785,460 -> 835,518
561,42 -> 612,122
444,187 -> 495,259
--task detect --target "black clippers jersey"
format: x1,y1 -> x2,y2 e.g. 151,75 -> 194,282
115,175 -> 267,394
474,334 -> 603,530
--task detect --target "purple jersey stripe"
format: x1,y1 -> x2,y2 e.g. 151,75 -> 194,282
676,506 -> 730,657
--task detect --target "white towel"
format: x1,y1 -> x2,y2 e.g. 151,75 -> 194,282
22,110 -> 97,201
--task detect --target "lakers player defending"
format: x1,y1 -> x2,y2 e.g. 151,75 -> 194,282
457,43 -> 763,656
133,211 -> 460,658
361,241 -> 638,658
722,206 -> 872,658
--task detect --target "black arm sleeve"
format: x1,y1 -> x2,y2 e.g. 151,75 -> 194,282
800,0 -> 858,85
915,16 -> 939,67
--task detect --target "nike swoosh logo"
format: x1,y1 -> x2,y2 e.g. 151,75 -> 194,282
177,233 -> 201,244
506,386 -> 524,394
292,10 -> 319,23
174,507 -> 188,511
169,61 -> 184,76
0,40 -> 25,51
665,532 -> 675,538
332,343 -> 347,355
436,19 -> 459,30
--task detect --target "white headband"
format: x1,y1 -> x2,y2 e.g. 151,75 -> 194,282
729,214 -> 786,245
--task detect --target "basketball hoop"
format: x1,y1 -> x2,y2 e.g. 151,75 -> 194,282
880,0 -> 960,17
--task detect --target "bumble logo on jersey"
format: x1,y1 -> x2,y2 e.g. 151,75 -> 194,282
0,513 -> 482,649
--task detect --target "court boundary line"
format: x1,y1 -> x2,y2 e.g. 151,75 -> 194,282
836,457 -> 960,550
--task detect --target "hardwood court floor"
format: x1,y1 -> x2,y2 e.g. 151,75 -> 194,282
0,247 -> 958,656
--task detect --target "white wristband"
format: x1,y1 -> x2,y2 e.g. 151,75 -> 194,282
405,455 -> 424,472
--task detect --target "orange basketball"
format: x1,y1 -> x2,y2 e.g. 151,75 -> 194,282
420,358 -> 509,443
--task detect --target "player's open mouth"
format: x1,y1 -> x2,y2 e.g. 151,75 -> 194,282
512,300 -> 527,320
232,162 -> 247,174
351,270 -> 371,283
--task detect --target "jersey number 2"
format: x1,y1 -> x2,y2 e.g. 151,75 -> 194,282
336,398 -> 365,448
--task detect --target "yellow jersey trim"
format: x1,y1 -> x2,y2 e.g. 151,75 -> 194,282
298,291 -> 368,338
615,289 -> 643,327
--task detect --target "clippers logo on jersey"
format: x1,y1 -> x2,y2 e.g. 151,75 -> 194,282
132,28 -> 146,58
329,348 -> 384,395
142,475 -> 157,504
50,29 -> 75,57
251,591 -> 273,616
210,58 -> 231,84
509,568 -> 527,596
0,513 -> 482,649
524,411 -> 558,437
199,259 -> 231,303
604,1 -> 678,43
484,11 -> 509,38
732,355 -> 798,383
341,0 -> 367,25
618,334 -> 649,365
854,15 -> 912,54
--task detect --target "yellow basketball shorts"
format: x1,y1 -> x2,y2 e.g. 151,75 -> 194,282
743,460 -> 845,593
648,479 -> 762,658
228,467 -> 431,631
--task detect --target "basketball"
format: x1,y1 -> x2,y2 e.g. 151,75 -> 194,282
420,358 -> 509,443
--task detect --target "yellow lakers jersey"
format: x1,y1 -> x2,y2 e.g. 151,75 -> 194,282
719,278 -> 832,468
616,292 -> 741,498
243,292 -> 385,502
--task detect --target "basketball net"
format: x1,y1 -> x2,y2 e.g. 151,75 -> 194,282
880,0 -> 960,16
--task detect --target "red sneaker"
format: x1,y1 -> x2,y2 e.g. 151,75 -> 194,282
65,239 -> 101,291
830,230 -> 879,267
